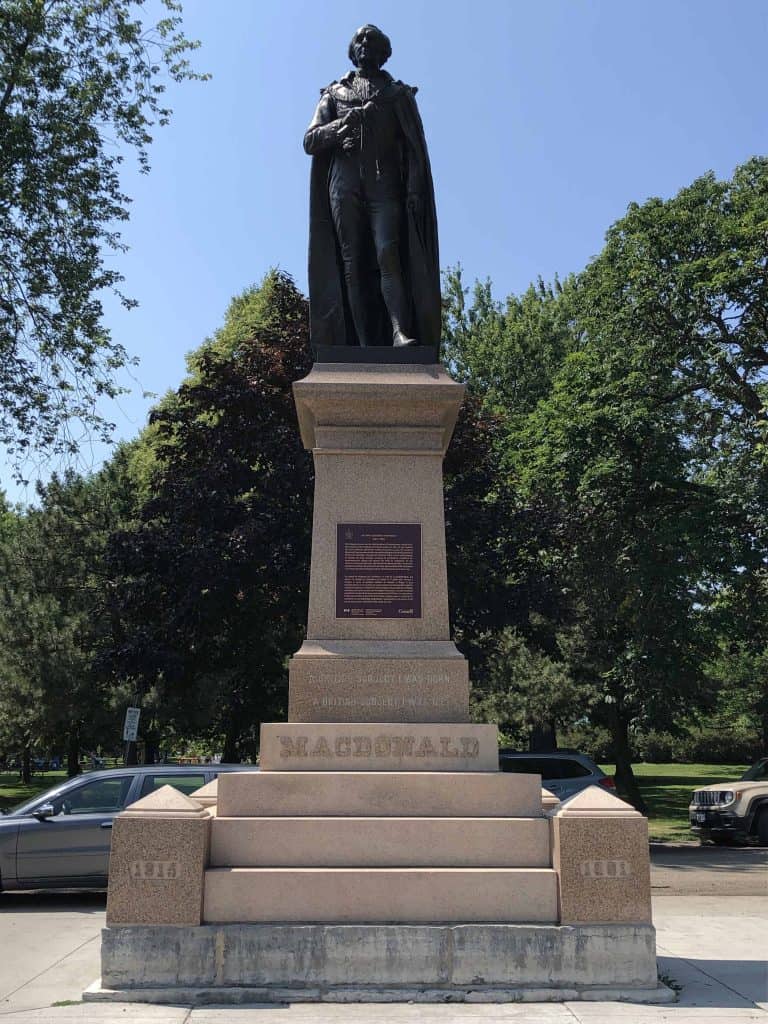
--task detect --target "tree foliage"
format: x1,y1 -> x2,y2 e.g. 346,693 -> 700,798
105,272 -> 314,761
0,458 -> 137,777
444,159 -> 768,807
0,0 -> 205,472
2,160 -> 765,790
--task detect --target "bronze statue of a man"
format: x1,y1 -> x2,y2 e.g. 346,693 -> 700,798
304,25 -> 440,351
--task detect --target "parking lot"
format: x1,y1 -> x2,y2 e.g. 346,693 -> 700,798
0,844 -> 766,1022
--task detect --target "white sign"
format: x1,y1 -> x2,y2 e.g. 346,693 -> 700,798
123,707 -> 141,742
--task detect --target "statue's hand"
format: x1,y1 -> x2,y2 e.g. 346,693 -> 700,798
337,122 -> 359,152
342,108 -> 363,127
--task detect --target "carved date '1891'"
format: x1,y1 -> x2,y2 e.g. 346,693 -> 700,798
579,859 -> 633,879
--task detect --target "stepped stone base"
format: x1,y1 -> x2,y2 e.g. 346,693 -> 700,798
210,816 -> 550,868
216,770 -> 542,818
203,867 -> 558,924
92,922 -> 671,1003
259,722 -> 498,771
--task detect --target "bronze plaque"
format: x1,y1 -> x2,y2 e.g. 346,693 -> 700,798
336,523 -> 422,619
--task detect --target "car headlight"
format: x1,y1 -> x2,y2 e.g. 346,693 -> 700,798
717,790 -> 736,806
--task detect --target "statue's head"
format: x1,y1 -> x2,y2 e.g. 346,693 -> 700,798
348,24 -> 392,70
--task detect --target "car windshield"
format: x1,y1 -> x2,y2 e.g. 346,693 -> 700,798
6,784 -> 71,817
4,771 -> 130,816
740,759 -> 768,781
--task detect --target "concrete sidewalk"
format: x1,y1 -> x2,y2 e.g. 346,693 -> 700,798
0,894 -> 765,1022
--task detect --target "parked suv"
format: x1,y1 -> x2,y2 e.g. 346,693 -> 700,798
498,749 -> 615,800
689,757 -> 768,846
0,763 -> 259,891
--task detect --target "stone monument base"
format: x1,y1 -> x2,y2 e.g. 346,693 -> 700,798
86,922 -> 674,1006
97,767 -> 666,1004
92,360 -> 670,1006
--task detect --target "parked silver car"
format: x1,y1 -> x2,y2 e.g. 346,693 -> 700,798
498,749 -> 615,800
0,764 -> 258,891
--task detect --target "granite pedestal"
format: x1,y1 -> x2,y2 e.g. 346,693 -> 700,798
94,361 -> 667,1004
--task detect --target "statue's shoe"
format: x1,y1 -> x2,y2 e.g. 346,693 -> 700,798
393,331 -> 418,348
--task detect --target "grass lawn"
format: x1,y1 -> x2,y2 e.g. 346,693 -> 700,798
0,770 -> 68,813
600,761 -> 749,842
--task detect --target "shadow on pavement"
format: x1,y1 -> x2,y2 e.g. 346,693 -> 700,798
686,958 -> 768,1007
651,846 -> 768,872
659,955 -> 768,1008
0,890 -> 106,913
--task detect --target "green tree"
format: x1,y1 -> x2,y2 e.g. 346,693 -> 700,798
557,158 -> 768,800
0,0 -> 205,472
105,272 -> 314,761
703,567 -> 768,756
0,459 -> 138,779
470,627 -> 588,748
514,350 -> 721,809
443,269 -> 582,751
443,269 -> 576,423
443,159 -> 767,808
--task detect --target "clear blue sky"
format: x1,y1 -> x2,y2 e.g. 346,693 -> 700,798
4,0 -> 767,499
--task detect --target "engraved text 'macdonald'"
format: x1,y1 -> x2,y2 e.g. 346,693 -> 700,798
278,735 -> 480,759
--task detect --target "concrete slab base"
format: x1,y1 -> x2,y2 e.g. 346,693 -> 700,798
84,979 -> 676,1005
94,922 -> 668,1003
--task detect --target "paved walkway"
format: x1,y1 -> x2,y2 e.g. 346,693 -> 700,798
0,893 -> 765,1022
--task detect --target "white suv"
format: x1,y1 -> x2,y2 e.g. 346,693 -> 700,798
689,757 -> 768,846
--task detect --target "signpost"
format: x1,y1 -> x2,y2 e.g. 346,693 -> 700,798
122,707 -> 141,743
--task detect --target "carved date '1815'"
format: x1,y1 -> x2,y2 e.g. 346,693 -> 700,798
129,860 -> 182,880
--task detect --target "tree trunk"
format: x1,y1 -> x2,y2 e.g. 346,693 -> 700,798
21,744 -> 31,784
610,710 -> 647,814
67,732 -> 81,777
529,721 -> 558,753
0,26 -> 36,118
222,725 -> 240,764
124,741 -> 138,766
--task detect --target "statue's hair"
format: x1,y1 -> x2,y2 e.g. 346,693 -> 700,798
348,24 -> 392,67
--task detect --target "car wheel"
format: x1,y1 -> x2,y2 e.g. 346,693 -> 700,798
755,810 -> 768,846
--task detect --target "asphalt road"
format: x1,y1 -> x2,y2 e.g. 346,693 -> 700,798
0,845 -> 765,1020
650,842 -> 768,895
